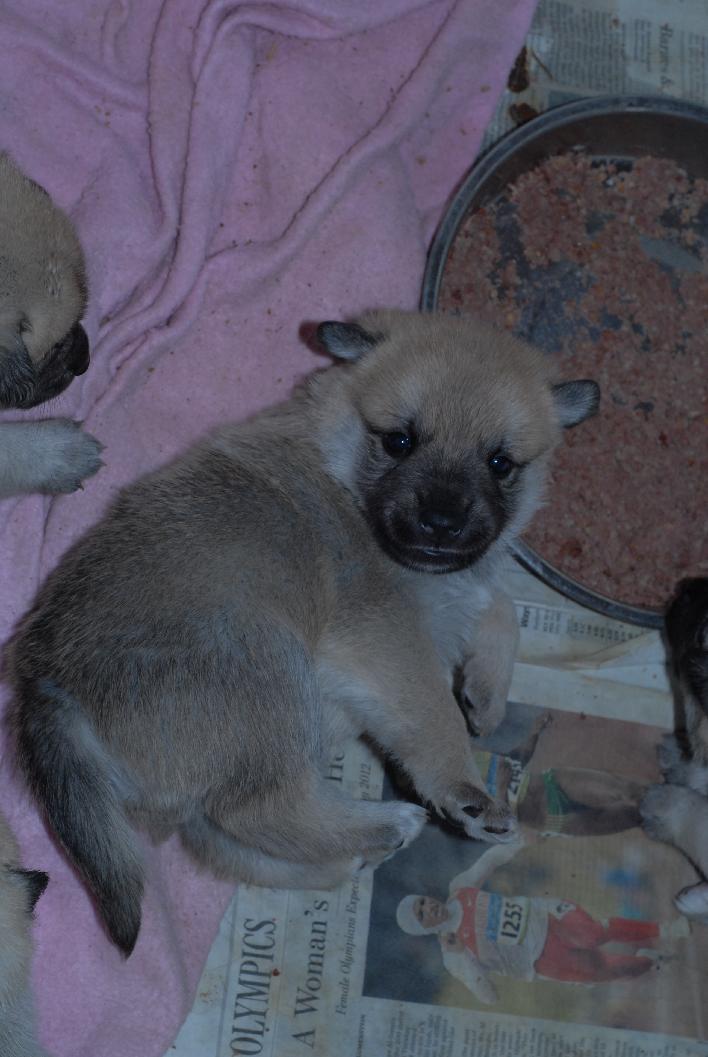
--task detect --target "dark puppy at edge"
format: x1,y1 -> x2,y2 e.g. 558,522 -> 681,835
642,577 -> 708,922
9,310 -> 600,955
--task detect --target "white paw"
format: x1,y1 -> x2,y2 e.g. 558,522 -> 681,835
675,883 -> 708,922
640,783 -> 690,844
31,419 -> 103,493
391,802 -> 428,850
363,803 -> 427,867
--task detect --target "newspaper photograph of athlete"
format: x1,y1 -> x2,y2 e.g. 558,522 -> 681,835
363,702 -> 707,1036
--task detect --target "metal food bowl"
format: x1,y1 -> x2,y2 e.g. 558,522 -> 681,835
422,95 -> 708,630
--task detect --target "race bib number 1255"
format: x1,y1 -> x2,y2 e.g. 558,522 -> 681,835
485,894 -> 530,946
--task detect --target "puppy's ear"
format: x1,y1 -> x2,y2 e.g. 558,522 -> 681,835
0,324 -> 35,409
316,321 -> 382,362
551,380 -> 600,428
7,868 -> 50,913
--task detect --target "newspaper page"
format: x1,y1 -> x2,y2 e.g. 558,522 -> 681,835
483,0 -> 708,147
171,579 -> 708,1057
171,1 -> 708,1054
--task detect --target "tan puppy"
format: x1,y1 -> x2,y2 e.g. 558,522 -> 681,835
10,310 -> 599,955
0,153 -> 101,497
0,809 -> 49,1057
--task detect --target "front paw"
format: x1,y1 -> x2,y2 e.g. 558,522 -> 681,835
675,883 -> 708,923
33,420 -> 103,494
640,783 -> 691,845
390,802 -> 429,850
363,802 -> 428,866
438,784 -> 518,844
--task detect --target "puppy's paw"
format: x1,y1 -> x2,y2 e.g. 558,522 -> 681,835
461,674 -> 507,738
32,420 -> 103,494
674,883 -> 708,923
439,784 -> 518,844
640,783 -> 691,845
363,802 -> 427,866
392,802 -> 428,849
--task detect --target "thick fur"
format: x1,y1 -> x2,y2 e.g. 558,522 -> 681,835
0,809 -> 50,1057
641,578 -> 708,921
10,310 -> 599,955
0,152 -> 101,497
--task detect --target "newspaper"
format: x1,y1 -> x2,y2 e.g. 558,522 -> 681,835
482,0 -> 708,148
170,2 -> 708,1054
171,567 -> 708,1057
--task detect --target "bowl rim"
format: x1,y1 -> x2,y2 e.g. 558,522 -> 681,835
421,93 -> 708,630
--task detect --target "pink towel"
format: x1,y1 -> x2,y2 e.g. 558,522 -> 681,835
0,2 -> 537,1054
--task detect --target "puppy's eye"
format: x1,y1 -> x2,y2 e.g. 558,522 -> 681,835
382,431 -> 414,458
489,452 -> 515,479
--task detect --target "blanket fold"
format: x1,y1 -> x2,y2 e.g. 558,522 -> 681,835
0,1 -> 537,1054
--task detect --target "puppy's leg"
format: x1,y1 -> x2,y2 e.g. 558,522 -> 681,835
181,814 -> 362,890
460,589 -> 519,736
640,783 -> 708,870
641,783 -> 708,919
0,420 -> 102,498
319,640 -> 517,844
658,734 -> 708,795
206,772 -> 427,868
372,689 -> 517,843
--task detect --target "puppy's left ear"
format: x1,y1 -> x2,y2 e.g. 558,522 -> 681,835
552,380 -> 600,428
316,321 -> 382,362
8,868 -> 50,912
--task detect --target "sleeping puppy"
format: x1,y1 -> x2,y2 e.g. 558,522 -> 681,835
9,310 -> 599,955
641,578 -> 708,922
0,809 -> 50,1057
0,153 -> 102,498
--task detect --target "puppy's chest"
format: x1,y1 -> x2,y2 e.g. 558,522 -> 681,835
409,571 -> 493,669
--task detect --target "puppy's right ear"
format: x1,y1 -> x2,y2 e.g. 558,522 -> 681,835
0,323 -> 35,409
551,380 -> 600,428
316,321 -> 382,362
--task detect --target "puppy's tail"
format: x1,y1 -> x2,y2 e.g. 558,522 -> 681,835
13,677 -> 143,956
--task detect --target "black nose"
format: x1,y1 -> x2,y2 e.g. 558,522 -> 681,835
67,324 -> 90,376
418,507 -> 465,540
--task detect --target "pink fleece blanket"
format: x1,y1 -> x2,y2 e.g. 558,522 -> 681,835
0,2 -> 537,1054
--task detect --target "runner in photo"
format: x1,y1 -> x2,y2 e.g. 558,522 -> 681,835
396,839 -> 689,1004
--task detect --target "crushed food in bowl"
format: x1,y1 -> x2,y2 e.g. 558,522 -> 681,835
438,152 -> 708,610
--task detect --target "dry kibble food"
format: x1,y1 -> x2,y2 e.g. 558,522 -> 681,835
439,153 -> 708,609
